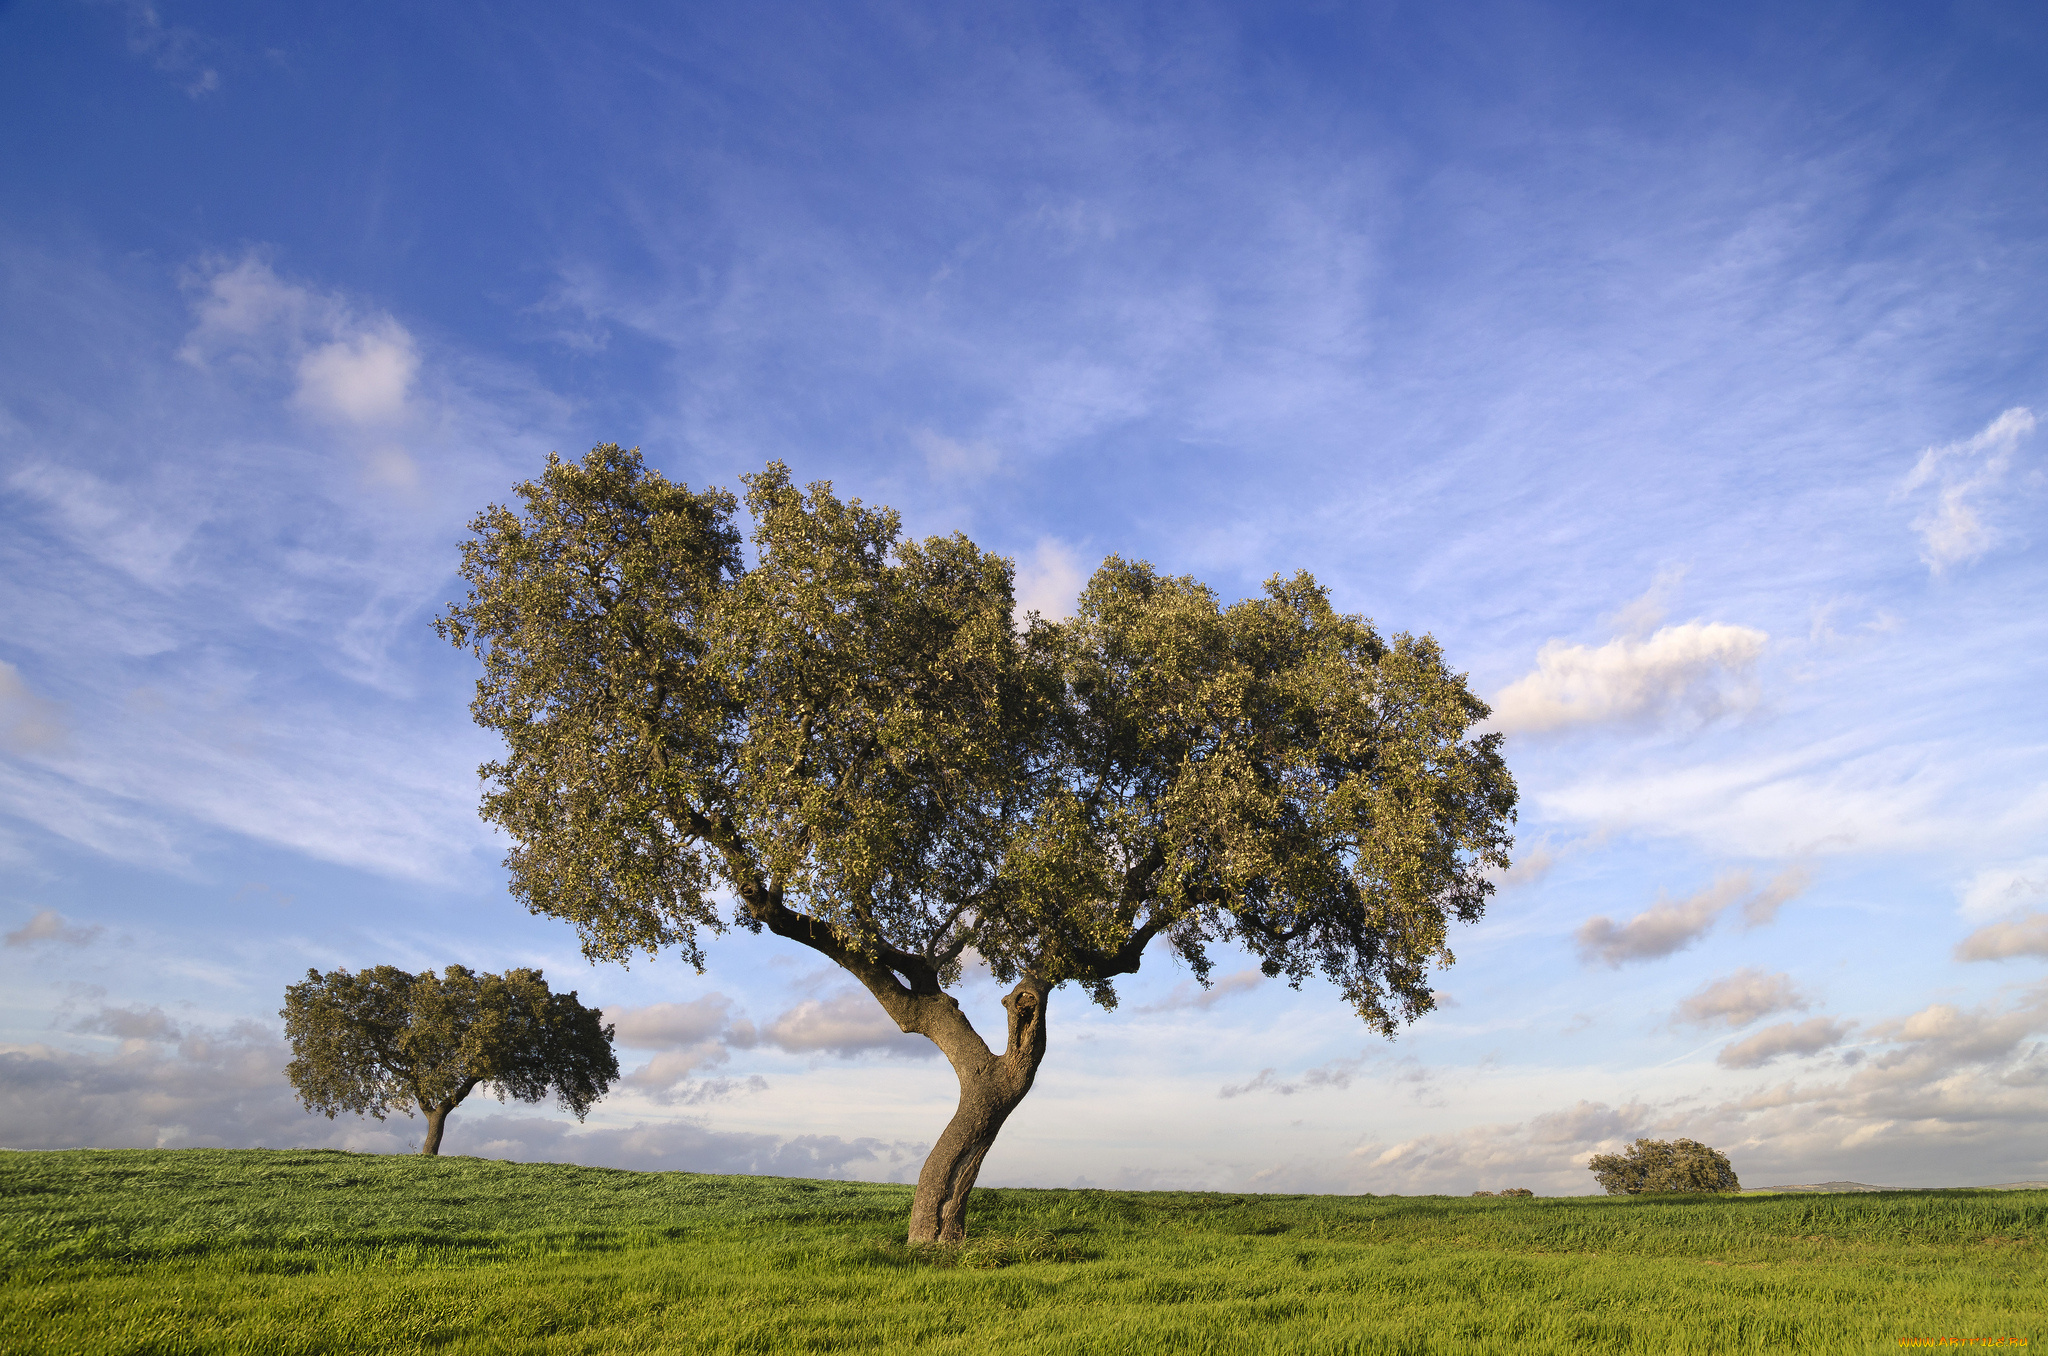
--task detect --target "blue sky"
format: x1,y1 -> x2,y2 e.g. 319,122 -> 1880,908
3,0 -> 2045,1194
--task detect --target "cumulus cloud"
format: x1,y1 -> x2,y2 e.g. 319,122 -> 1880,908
0,1020 -> 326,1153
609,989 -> 935,1069
1717,1017 -> 1855,1069
608,996 -> 747,1050
1954,913 -> 2048,963
5,909 -> 105,949
1577,866 -> 1807,966
294,321 -> 419,425
763,991 -> 934,1059
1344,1099 -> 1655,1195
1673,968 -> 1811,1029
1341,984 -> 2048,1194
604,995 -> 768,1100
1898,407 -> 2037,572
0,661 -> 68,755
71,1005 -> 182,1043
1014,537 -> 1087,623
450,1114 -> 926,1180
179,254 -> 422,431
1135,968 -> 1266,1014
1490,621 -> 1768,734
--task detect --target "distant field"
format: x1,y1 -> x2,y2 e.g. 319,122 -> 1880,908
1,1150 -> 2040,1354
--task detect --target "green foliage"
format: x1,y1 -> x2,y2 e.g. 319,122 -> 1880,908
5,1150 -> 2044,1355
281,966 -> 618,1132
1588,1139 -> 1741,1195
435,446 -> 1517,1031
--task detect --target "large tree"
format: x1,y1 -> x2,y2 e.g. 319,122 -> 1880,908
282,964 -> 618,1155
437,445 -> 1516,1239
1587,1138 -> 1741,1195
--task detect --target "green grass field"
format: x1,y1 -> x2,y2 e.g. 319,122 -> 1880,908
1,1149 -> 2039,1354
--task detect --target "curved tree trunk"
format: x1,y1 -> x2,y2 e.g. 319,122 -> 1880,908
741,884 -> 1062,1245
418,1078 -> 478,1156
908,976 -> 1050,1243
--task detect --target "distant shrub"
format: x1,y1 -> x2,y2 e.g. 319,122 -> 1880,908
1470,1190 -> 1495,1197
1498,1187 -> 1534,1197
1587,1138 -> 1740,1195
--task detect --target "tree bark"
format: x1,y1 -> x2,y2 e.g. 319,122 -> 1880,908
417,1079 -> 478,1156
421,1105 -> 451,1156
736,883 -> 1056,1244
907,976 -> 1051,1243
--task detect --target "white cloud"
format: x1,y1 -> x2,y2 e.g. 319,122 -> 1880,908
295,323 -> 419,425
0,661 -> 67,754
119,0 -> 220,97
1533,736 -> 2018,861
72,1004 -> 182,1043
1717,1016 -> 1854,1069
179,255 -> 421,429
450,1113 -> 926,1180
1345,1099 -> 1654,1196
1219,1053 -> 1433,1101
1013,537 -> 1087,623
0,1020 -> 919,1176
1898,406 -> 2037,572
1576,867 -> 1805,967
763,991 -> 934,1059
1954,912 -> 2048,963
1959,859 -> 2048,921
604,995 -> 773,1101
1338,985 -> 2048,1194
1487,840 -> 1559,891
1134,968 -> 1266,1014
1491,621 -> 1768,734
1600,566 -> 1688,640
4,909 -> 105,949
1221,1054 -> 1370,1099
1740,864 -> 1810,928
914,428 -> 1002,482
607,996 -> 743,1050
1673,968 -> 1811,1029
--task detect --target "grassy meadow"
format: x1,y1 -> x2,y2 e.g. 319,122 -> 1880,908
0,1149 -> 2040,1354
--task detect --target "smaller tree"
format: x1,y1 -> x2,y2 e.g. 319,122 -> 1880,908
283,965 -> 618,1155
1587,1138 -> 1740,1195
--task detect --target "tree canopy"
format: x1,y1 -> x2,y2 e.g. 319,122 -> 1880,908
282,964 -> 618,1155
437,445 -> 1516,1237
1588,1138 -> 1742,1195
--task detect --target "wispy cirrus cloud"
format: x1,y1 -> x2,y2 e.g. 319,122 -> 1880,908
5,909 -> 105,949
1897,407 -> 2037,572
1959,859 -> 2048,921
1135,968 -> 1266,1015
0,662 -> 67,755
